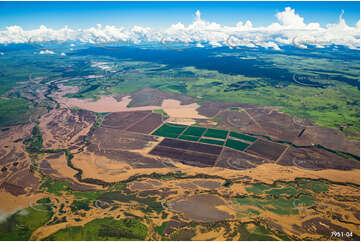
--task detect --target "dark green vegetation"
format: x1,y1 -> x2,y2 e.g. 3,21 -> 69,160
0,205 -> 53,240
170,228 -> 196,241
179,134 -> 199,141
36,197 -> 51,204
225,139 -> 250,151
151,122 -> 260,153
183,126 -> 207,137
98,191 -> 164,214
151,123 -> 187,138
39,177 -> 71,196
244,179 -> 329,195
1,45 -> 359,138
230,132 -> 257,142
44,218 -> 148,240
23,126 -> 43,154
296,178 -> 329,193
199,138 -> 224,146
155,222 -> 168,236
203,128 -> 228,139
72,190 -> 106,200
70,199 -> 91,212
107,183 -> 127,192
237,223 -> 279,241
0,42 -> 359,241
66,46 -> 359,138
234,194 -> 314,216
0,98 -> 33,127
0,47 -> 80,127
65,84 -> 101,99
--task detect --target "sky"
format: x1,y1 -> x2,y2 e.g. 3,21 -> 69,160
0,1 -> 359,50
0,1 -> 360,30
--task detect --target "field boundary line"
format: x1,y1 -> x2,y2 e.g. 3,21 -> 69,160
151,135 -> 223,149
212,127 -> 230,168
147,114 -> 169,135
275,145 -> 290,163
176,125 -> 190,138
228,133 -> 254,144
197,127 -> 209,142
240,108 -> 271,137
124,111 -> 153,131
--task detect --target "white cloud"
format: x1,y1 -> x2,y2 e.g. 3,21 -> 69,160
0,207 -> 23,223
276,7 -> 306,28
39,50 -> 55,54
0,7 -> 359,50
196,42 -> 204,48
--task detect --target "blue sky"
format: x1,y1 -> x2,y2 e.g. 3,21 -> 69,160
0,1 -> 359,30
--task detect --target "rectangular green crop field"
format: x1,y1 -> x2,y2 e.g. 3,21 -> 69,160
229,132 -> 257,142
203,128 -> 228,139
225,139 -> 250,151
152,123 -> 187,138
199,138 -> 224,146
179,135 -> 199,141
182,126 -> 206,137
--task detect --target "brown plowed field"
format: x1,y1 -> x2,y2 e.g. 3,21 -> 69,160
101,111 -> 151,129
149,145 -> 218,167
244,107 -> 302,141
217,110 -> 258,130
0,182 -> 26,196
246,139 -> 287,161
157,138 -> 222,155
278,147 -> 359,170
126,113 -> 164,134
90,128 -> 159,151
90,147 -> 167,169
216,148 -> 267,170
293,126 -> 360,157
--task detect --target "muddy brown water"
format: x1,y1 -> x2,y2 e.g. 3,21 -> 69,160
167,194 -> 233,222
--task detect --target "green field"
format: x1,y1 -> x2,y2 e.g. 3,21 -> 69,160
203,128 -> 228,139
23,126 -> 43,154
178,135 -> 199,141
39,177 -> 71,196
225,139 -> 250,151
182,126 -> 206,137
0,204 -> 53,240
229,132 -> 257,142
199,138 -> 224,146
151,123 -> 187,138
44,218 -> 148,240
0,98 -> 33,127
232,179 -> 332,217
155,222 -> 168,236
1,48 -> 358,139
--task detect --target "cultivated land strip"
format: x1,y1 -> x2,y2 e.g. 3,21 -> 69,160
276,146 -> 291,163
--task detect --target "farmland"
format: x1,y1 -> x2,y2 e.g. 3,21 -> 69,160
225,139 -> 250,151
0,39 -> 359,241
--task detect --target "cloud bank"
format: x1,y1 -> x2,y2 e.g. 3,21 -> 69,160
0,7 -> 359,50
